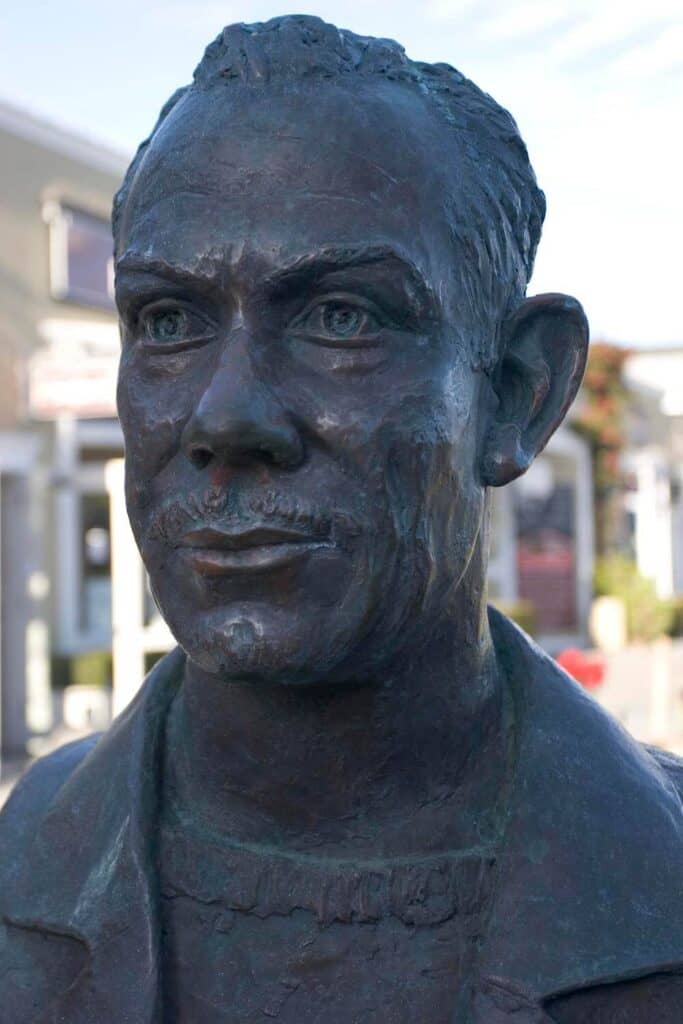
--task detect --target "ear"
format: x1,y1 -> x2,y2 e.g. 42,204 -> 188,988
481,293 -> 589,487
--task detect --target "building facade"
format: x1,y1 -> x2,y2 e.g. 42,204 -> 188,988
0,100 -> 127,761
488,418 -> 594,653
623,348 -> 683,599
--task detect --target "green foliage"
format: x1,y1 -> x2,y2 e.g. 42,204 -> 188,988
70,650 -> 112,689
144,651 -> 166,674
665,595 -> 683,638
594,555 -> 672,642
52,650 -> 112,689
491,598 -> 537,636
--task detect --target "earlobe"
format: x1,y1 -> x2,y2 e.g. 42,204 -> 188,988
481,293 -> 589,487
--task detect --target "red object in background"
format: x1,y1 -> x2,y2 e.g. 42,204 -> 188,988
556,648 -> 606,689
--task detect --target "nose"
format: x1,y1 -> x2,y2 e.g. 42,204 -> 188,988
181,339 -> 304,470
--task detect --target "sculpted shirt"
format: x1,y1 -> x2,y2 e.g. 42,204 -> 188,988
159,796 -> 497,1022
160,802 -> 683,1023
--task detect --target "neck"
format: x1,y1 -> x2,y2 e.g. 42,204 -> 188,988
165,598 -> 511,857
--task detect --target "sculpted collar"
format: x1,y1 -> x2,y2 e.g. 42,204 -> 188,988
5,612 -> 683,1022
475,610 -> 683,1019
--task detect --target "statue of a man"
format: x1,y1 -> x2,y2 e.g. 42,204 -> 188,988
2,16 -> 683,1023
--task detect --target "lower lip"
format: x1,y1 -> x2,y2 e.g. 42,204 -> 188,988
180,541 -> 330,576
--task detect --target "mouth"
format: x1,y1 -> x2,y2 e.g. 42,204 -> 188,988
176,525 -> 332,576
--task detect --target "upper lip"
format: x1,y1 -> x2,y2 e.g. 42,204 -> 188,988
176,525 -> 325,551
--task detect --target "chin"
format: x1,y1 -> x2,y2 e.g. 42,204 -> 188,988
165,602 -> 371,687
148,538 -> 408,686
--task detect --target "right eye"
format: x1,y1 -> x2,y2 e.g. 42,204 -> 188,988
139,303 -> 214,350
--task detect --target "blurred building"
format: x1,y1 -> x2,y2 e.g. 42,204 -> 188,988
488,418 -> 594,653
0,100 -> 126,759
623,348 -> 683,598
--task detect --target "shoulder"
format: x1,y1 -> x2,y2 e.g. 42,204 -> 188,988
0,739 -> 99,1022
645,744 -> 683,798
493,607 -> 683,809
483,608 -> 683,1000
0,734 -> 100,853
0,647 -> 185,862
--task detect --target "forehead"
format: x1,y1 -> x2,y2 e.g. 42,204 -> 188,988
117,82 -> 466,283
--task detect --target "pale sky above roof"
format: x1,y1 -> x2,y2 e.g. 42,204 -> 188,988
1,1 -> 681,346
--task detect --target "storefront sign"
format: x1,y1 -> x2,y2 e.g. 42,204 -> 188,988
29,318 -> 119,419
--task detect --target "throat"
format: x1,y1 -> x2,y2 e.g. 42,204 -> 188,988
163,619 -> 514,858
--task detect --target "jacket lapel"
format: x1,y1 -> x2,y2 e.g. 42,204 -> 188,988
4,646 -> 185,1024
475,609 -> 683,1013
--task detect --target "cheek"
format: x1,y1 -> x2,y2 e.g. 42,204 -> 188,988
117,364 -> 189,478
441,364 -> 478,433
382,373 -> 482,553
429,378 -> 484,531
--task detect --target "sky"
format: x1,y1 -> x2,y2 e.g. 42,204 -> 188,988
1,0 -> 681,346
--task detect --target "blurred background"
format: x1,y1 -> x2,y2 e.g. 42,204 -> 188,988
0,1 -> 681,795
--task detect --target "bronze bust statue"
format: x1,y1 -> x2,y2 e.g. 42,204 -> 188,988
2,16 -> 683,1023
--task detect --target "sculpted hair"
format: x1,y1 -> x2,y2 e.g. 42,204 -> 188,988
113,14 -> 546,368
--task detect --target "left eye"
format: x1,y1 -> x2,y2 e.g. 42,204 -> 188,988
291,299 -> 381,343
140,305 -> 212,348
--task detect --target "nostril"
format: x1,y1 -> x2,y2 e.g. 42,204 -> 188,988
188,445 -> 213,470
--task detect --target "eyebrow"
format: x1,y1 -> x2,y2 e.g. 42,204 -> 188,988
115,244 -> 438,314
115,253 -> 221,288
263,245 -> 433,300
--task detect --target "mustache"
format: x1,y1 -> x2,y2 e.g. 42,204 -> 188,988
146,487 -> 361,546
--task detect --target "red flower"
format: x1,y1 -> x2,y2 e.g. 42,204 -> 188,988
556,648 -> 605,689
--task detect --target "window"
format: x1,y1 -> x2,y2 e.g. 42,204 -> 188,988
80,492 -> 112,634
44,201 -> 114,310
514,455 -> 578,633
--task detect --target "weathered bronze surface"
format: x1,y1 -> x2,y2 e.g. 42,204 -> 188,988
2,16 -> 683,1022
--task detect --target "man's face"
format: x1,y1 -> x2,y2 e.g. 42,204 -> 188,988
115,81 -> 490,685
